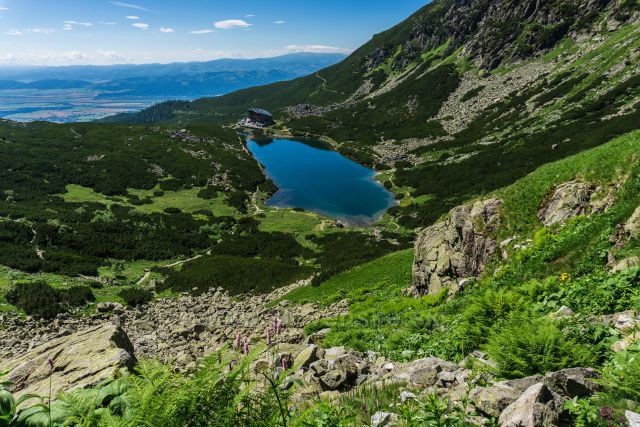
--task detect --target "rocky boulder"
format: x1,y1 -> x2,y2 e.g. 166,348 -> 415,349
498,383 -> 564,427
543,368 -> 600,398
470,376 -> 542,418
537,181 -> 595,227
625,205 -> 640,239
410,198 -> 502,297
0,323 -> 136,399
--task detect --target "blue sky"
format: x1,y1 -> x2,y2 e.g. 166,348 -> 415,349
0,1 -> 427,66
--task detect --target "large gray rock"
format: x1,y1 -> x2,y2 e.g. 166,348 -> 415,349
371,411 -> 399,427
537,181 -> 595,227
0,324 -> 135,400
626,410 -> 640,427
625,206 -> 640,239
391,357 -> 459,387
498,383 -> 563,427
470,376 -> 542,418
293,344 -> 322,370
411,198 -> 502,297
543,368 -> 600,398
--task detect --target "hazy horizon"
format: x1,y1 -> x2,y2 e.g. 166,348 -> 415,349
0,0 -> 427,67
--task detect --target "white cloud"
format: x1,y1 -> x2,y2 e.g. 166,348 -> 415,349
274,20 -> 286,24
64,50 -> 88,60
99,21 -> 117,25
189,29 -> 213,34
0,7 -> 8,11
109,1 -> 150,12
160,27 -> 175,33
26,28 -> 56,34
98,50 -> 126,61
244,14 -> 255,18
125,15 -> 139,20
4,29 -> 22,36
214,19 -> 251,29
132,22 -> 149,30
63,21 -> 93,30
284,44 -> 352,54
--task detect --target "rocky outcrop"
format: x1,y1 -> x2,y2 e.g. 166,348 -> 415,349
0,324 -> 135,399
542,368 -> 600,398
469,376 -> 542,418
625,205 -> 640,238
366,0 -> 630,73
410,198 -> 502,297
498,383 -> 564,427
537,181 -> 596,227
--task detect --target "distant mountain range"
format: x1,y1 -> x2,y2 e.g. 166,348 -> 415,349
0,53 -> 347,100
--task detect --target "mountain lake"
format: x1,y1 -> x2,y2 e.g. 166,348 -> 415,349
246,137 -> 397,226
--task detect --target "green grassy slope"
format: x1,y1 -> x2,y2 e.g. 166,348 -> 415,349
284,130 -> 640,370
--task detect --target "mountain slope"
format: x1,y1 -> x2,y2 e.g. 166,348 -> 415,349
109,0 -> 640,229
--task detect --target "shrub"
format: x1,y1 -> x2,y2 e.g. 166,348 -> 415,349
59,285 -> 96,308
160,255 -> 314,296
6,281 -> 61,318
485,315 -> 597,378
6,281 -> 97,318
118,288 -> 153,306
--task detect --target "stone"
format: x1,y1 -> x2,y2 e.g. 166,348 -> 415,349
612,256 -> 640,272
543,368 -> 600,398
411,198 -> 502,297
498,383 -> 563,427
0,324 -> 135,400
550,305 -> 574,319
293,344 -> 321,370
626,410 -> 640,427
537,181 -> 595,227
470,376 -> 542,418
371,411 -> 399,427
612,332 -> 640,352
625,206 -> 640,239
392,357 -> 458,387
324,346 -> 347,360
400,391 -> 417,403
319,369 -> 347,391
96,302 -> 125,314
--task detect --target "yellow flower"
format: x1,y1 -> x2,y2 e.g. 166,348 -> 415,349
560,273 -> 570,283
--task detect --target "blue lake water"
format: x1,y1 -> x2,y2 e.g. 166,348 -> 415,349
246,137 -> 397,226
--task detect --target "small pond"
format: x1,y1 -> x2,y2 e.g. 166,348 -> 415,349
246,137 -> 396,226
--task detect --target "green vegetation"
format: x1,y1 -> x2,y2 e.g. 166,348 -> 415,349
292,131 -> 640,378
5,281 -> 95,318
118,287 -> 153,307
278,248 -> 413,306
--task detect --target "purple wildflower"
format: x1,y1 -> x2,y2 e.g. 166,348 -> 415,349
234,332 -> 242,349
600,407 -> 613,419
266,328 -> 273,345
242,337 -> 250,355
275,317 -> 282,335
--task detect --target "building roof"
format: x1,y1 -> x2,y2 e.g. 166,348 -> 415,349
248,108 -> 273,117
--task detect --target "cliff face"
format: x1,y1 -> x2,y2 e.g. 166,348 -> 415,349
368,0 -> 633,71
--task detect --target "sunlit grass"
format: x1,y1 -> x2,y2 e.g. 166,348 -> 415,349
62,184 -> 236,217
